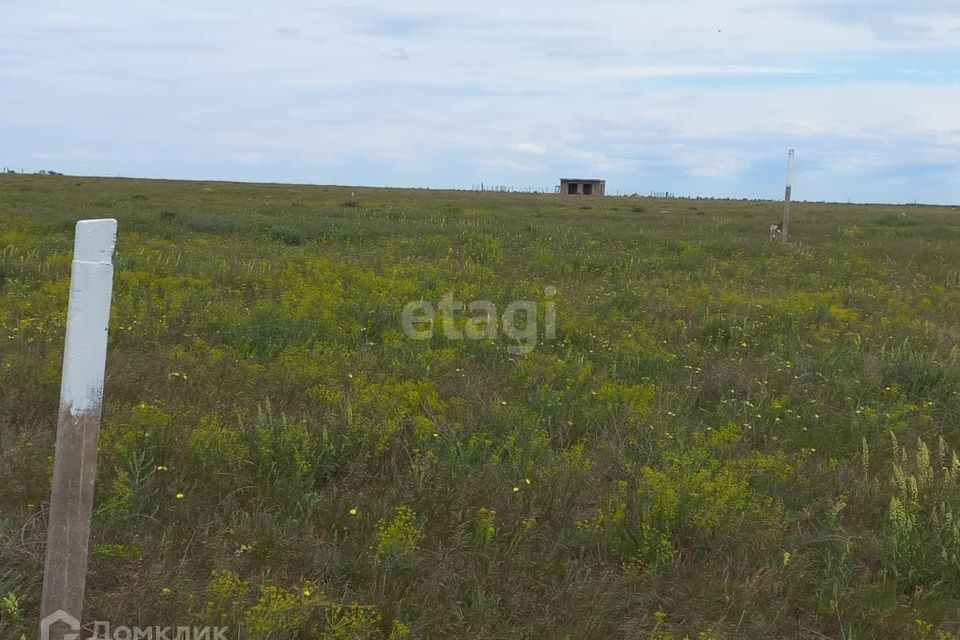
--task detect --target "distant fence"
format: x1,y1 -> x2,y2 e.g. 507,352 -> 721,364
469,184 -> 553,194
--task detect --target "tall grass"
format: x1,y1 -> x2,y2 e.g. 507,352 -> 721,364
1,174 -> 960,638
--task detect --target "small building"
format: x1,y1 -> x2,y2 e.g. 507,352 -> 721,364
559,178 -> 606,196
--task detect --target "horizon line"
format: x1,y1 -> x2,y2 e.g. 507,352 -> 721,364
1,170 -> 956,209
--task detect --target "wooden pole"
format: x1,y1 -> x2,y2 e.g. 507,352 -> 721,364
782,148 -> 794,243
41,219 -> 117,640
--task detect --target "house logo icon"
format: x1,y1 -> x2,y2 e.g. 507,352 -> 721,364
40,609 -> 80,640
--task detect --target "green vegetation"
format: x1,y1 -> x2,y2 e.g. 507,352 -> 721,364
2,174 -> 960,638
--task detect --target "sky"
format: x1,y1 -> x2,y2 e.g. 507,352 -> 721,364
3,0 -> 960,204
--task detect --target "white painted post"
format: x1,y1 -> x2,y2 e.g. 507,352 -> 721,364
782,148 -> 794,243
41,219 -> 117,640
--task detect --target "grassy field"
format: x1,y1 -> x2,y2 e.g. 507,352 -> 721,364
2,174 -> 960,639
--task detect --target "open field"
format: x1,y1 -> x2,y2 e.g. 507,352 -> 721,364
3,174 -> 960,638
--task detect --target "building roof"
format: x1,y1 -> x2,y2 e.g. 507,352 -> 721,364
560,178 -> 606,183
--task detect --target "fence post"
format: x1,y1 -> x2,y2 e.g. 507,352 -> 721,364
40,219 -> 117,640
782,148 -> 794,243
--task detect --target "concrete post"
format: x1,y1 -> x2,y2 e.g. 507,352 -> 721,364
41,219 -> 117,640
782,149 -> 794,243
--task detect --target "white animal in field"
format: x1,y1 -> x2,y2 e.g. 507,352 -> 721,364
769,223 -> 782,240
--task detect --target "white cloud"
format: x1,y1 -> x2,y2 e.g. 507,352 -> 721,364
893,12 -> 960,45
234,152 -> 265,166
672,148 -> 749,178
598,65 -> 804,79
507,143 -> 547,156
37,14 -> 109,29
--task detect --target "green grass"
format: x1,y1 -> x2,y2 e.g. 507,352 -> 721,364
2,174 -> 960,638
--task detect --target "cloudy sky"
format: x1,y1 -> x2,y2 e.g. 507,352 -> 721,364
3,1 -> 960,203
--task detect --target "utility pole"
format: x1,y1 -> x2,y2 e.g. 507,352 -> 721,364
782,148 -> 794,243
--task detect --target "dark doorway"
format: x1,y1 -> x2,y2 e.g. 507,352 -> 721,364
582,183 -> 593,195
567,182 -> 578,194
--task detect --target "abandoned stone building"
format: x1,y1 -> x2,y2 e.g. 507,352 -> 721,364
559,178 -> 606,196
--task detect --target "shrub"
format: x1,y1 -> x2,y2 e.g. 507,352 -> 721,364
374,506 -> 422,565
881,434 -> 960,592
268,224 -> 307,246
